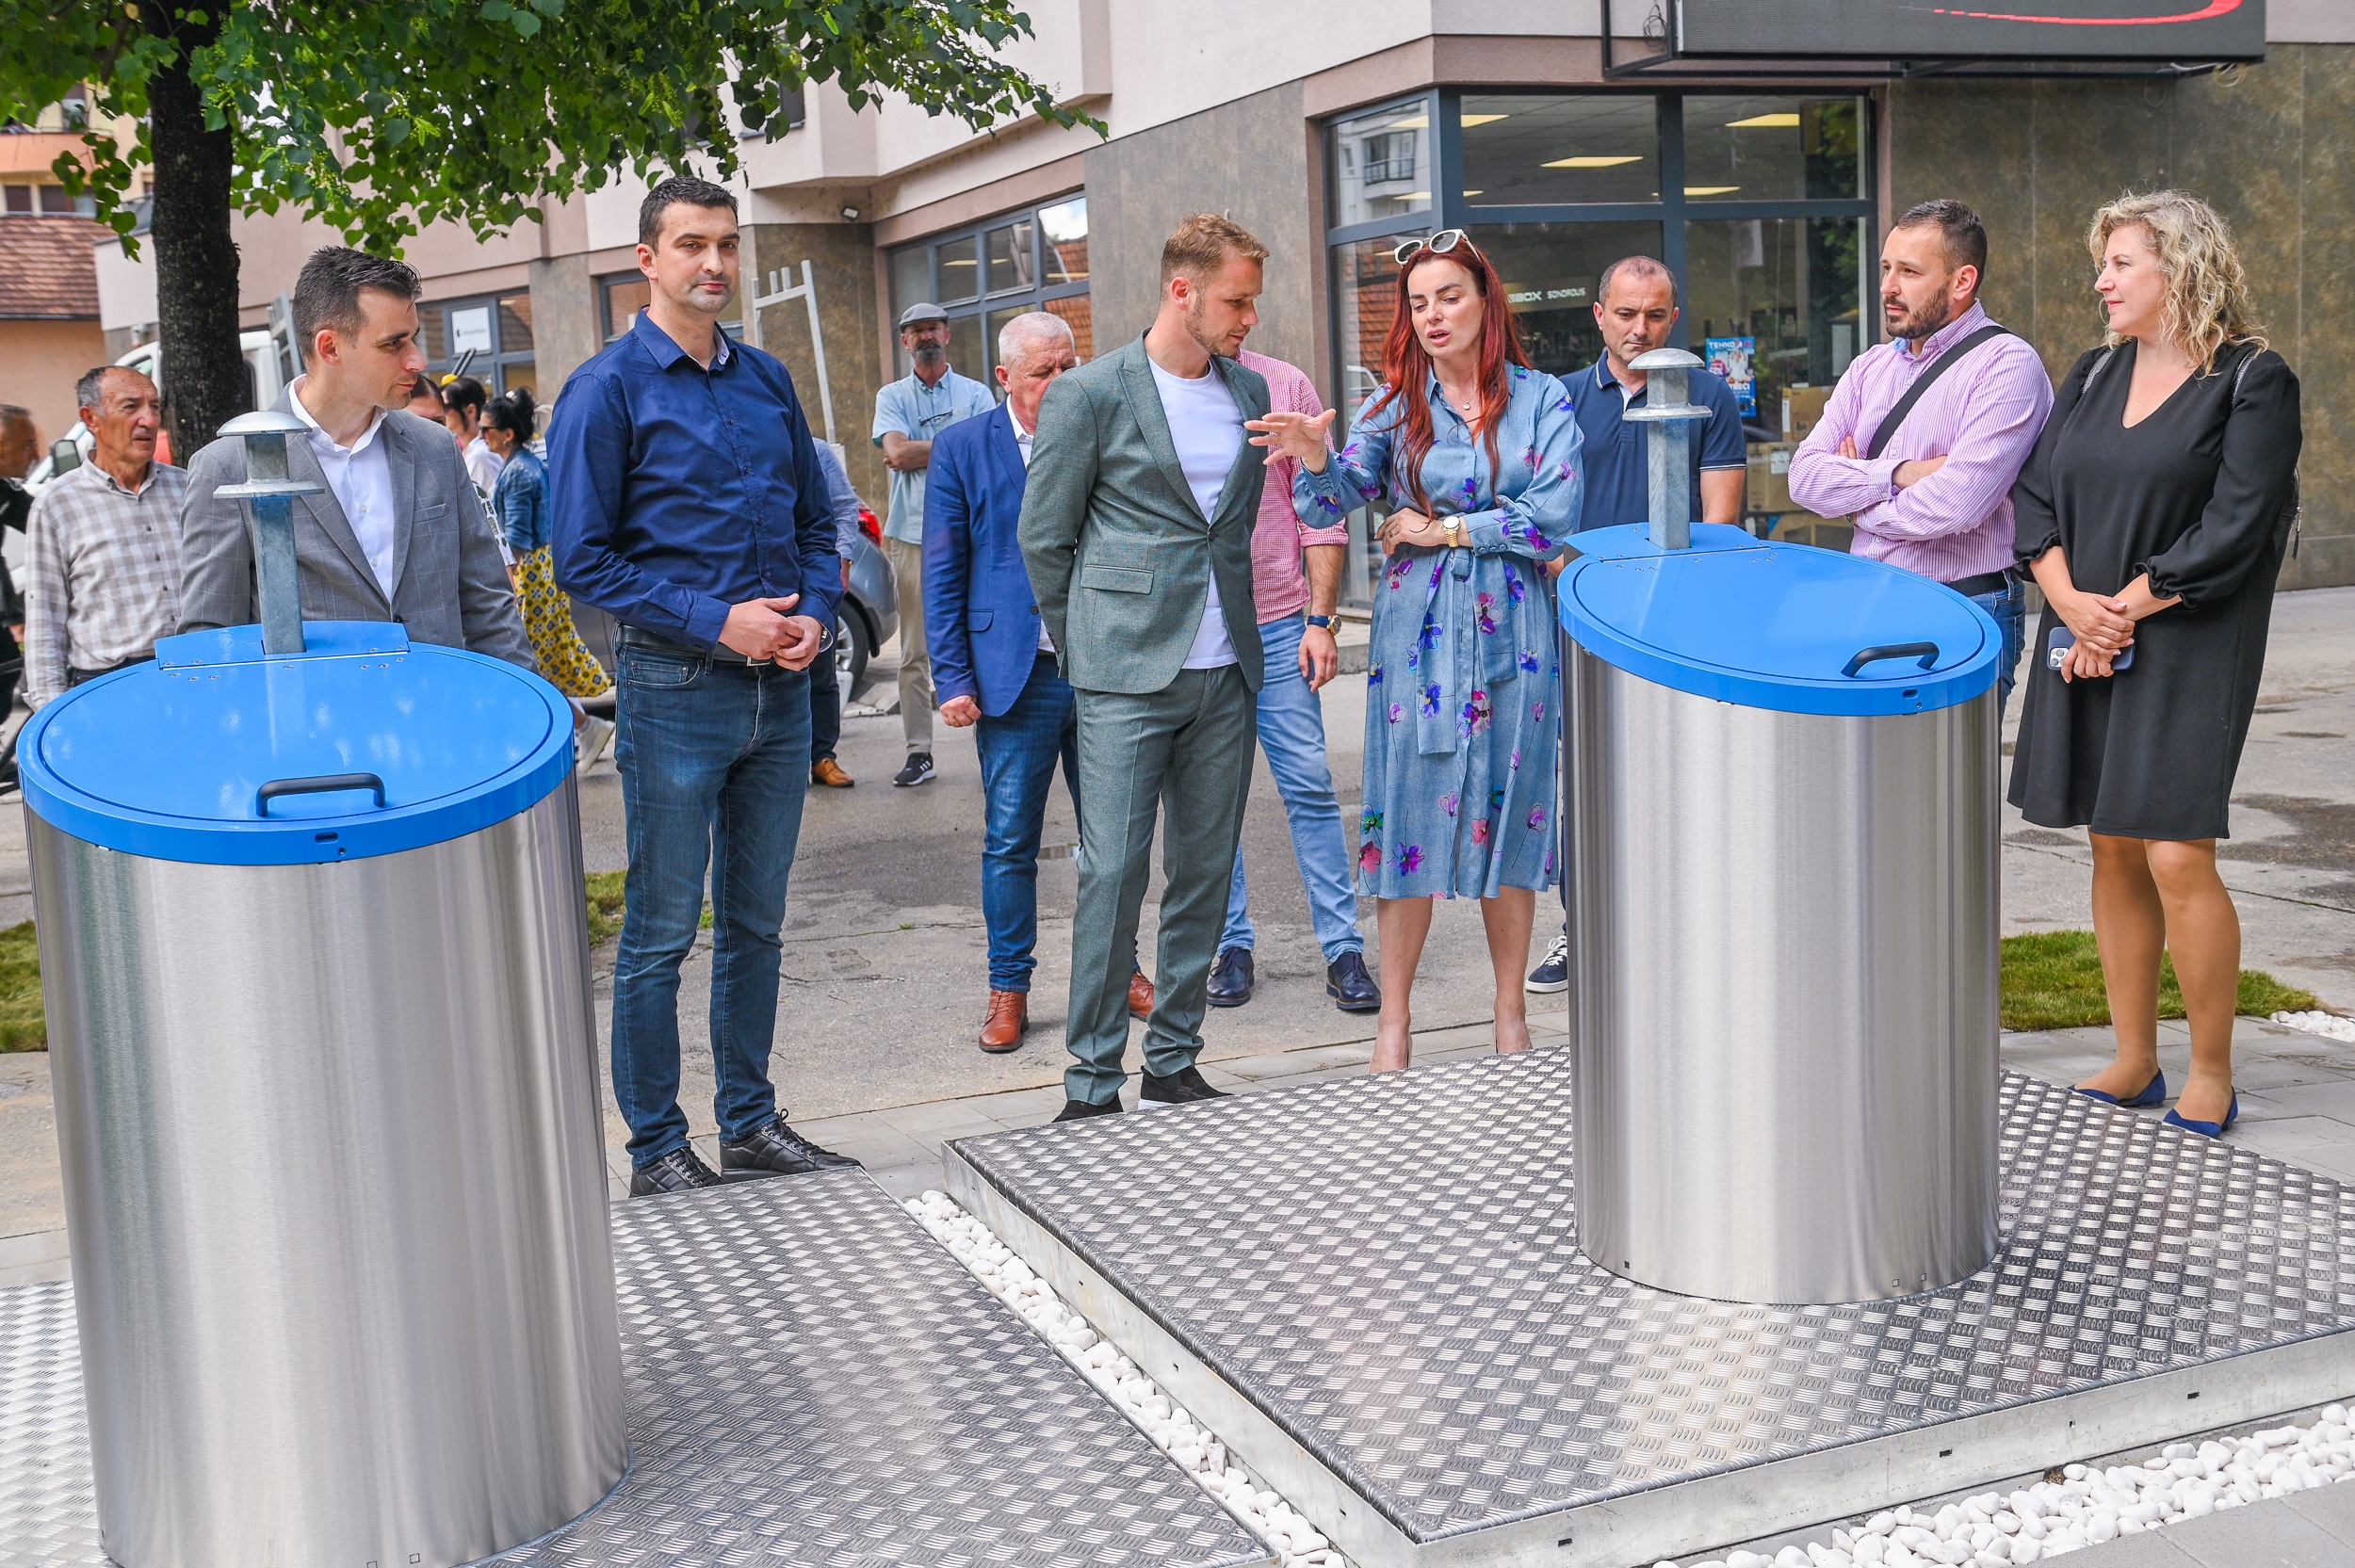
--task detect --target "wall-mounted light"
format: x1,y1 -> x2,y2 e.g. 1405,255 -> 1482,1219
840,204 -> 861,221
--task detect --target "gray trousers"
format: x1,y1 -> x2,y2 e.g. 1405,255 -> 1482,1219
883,536 -> 933,752
1065,664 -> 1257,1105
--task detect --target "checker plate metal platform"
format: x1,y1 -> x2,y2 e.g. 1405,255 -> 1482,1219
946,1054 -> 2355,1568
0,1172 -> 1269,1568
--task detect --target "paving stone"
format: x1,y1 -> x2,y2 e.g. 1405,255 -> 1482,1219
2283,1475 -> 2355,1544
2154,1492 -> 2355,1567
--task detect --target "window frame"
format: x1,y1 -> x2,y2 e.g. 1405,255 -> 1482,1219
421,289 -> 543,396
884,194 -> 1093,385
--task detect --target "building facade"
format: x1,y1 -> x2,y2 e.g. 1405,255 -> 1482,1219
2,119 -> 110,447
93,2 -> 2353,593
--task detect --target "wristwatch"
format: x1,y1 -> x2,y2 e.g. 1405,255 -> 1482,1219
1306,614 -> 1334,629
1442,516 -> 1464,549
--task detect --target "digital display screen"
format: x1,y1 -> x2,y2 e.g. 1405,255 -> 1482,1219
1674,0 -> 2266,61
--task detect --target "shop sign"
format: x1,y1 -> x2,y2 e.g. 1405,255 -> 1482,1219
1674,0 -> 2266,61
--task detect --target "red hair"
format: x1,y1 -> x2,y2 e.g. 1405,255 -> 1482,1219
1364,241 -> 1529,512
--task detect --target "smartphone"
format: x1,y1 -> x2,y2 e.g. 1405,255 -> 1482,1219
2046,626 -> 2134,671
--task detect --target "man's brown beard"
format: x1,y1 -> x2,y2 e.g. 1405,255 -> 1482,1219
1891,294 -> 1958,342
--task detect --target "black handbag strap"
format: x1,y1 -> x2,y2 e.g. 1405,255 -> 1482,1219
1865,323 -> 2012,460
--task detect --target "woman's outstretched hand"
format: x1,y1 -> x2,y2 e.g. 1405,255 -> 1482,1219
1245,409 -> 1337,474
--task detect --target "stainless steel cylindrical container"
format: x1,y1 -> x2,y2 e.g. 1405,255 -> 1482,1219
1557,525 -> 2005,1306
23,620 -> 626,1568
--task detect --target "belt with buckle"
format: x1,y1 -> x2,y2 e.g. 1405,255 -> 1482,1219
1942,569 -> 2012,598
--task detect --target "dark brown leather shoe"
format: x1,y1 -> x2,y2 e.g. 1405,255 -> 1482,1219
980,989 -> 1028,1053
1128,967 -> 1154,1021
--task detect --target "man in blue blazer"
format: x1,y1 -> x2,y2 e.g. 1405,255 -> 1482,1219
929,311 -> 1141,1053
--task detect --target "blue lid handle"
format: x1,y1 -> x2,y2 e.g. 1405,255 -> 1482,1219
257,772 -> 388,816
1842,642 -> 1941,679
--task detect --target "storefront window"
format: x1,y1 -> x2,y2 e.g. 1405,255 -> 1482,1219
1473,221 -> 1664,377
1683,217 -> 1866,429
1462,95 -> 1658,209
1324,87 -> 1873,595
1331,103 -> 1433,228
887,196 -> 1092,383
1681,96 -> 1863,202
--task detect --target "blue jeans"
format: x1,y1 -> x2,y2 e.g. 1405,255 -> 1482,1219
975,654 -> 1080,993
808,657 -> 841,763
609,639 -> 812,1166
1970,578 -> 2027,725
1221,613 -> 1365,962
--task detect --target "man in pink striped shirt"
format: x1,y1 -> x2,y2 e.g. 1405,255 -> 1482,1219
1203,348 -> 1380,1014
1788,200 -> 2054,716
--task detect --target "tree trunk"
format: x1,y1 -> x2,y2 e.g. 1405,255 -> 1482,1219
146,8 -> 243,460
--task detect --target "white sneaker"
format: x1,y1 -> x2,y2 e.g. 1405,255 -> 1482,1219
1526,930 -> 1569,994
574,714 -> 616,775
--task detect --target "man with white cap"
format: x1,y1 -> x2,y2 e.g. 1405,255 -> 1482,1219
872,302 -> 995,785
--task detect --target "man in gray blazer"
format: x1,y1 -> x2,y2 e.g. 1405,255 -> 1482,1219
1018,215 -> 1273,1121
179,247 -> 532,670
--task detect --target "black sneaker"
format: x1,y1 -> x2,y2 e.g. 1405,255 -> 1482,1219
1526,931 -> 1569,994
629,1145 -> 724,1196
720,1115 -> 860,1178
1205,946 -> 1255,1008
1053,1097 -> 1123,1123
1325,950 -> 1381,1012
1138,1065 -> 1228,1108
892,752 -> 935,787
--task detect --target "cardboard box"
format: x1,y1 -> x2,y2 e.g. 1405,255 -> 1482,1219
1746,441 -> 1800,514
1782,385 -> 1832,442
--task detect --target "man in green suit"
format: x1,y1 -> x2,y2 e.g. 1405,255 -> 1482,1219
1019,215 -> 1273,1120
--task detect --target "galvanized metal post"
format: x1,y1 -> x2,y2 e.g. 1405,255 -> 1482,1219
212,410 -> 322,655
1621,348 -> 1713,552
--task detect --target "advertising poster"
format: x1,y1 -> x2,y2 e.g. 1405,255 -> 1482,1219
1706,335 -> 1756,417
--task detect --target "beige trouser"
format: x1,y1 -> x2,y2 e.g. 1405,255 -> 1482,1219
884,535 -> 933,752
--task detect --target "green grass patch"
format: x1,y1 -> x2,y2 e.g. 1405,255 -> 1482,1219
2001,929 -> 2316,1032
0,921 -> 42,1052
581,869 -> 708,944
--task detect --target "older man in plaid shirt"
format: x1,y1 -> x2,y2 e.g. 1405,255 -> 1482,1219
24,365 -> 186,706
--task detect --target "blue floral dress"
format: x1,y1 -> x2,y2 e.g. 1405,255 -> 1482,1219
1296,366 -> 1583,898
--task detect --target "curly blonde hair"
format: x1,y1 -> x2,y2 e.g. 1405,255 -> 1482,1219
2087,190 -> 2266,374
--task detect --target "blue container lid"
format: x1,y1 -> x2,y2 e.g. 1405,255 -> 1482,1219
22,622 -> 573,865
1558,523 -> 2000,717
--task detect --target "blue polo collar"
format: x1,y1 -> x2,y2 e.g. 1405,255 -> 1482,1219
630,307 -> 735,371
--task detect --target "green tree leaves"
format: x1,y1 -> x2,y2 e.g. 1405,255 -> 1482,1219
1,1 -> 1097,257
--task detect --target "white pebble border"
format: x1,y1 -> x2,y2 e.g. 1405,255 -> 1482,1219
1651,1412 -> 2355,1568
907,1190 -> 2355,1568
2272,1009 -> 2355,1044
905,1190 -> 1352,1567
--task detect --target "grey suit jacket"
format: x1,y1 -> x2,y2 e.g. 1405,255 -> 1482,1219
1017,336 -> 1269,695
178,390 -> 536,671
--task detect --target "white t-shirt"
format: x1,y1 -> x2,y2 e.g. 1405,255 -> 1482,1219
1146,356 -> 1242,670
288,377 -> 398,601
1013,407 -> 1054,655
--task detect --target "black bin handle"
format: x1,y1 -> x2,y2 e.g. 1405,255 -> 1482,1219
257,772 -> 387,816
1842,642 -> 1940,679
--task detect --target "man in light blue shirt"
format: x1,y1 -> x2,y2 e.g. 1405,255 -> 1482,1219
871,301 -> 996,785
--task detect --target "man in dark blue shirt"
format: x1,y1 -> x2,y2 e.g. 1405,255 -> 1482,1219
1531,253 -> 1750,993
1563,254 -> 1748,536
549,175 -> 856,1196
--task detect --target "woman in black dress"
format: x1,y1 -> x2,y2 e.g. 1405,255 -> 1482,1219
2009,190 -> 2301,1139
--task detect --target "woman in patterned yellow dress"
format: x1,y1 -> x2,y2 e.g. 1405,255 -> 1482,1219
484,390 -> 612,701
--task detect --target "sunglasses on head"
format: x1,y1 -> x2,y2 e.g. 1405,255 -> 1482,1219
1392,229 -> 1475,267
